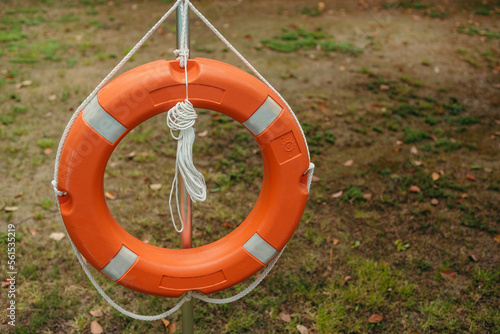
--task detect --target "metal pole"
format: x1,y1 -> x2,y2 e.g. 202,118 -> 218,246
176,1 -> 190,51
177,3 -> 194,334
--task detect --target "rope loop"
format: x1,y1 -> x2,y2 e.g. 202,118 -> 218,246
51,180 -> 67,197
173,49 -> 189,68
167,99 -> 197,135
167,99 -> 207,232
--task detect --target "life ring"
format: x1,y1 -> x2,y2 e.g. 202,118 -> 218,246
55,58 -> 310,297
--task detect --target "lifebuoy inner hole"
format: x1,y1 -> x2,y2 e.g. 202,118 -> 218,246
103,108 -> 263,249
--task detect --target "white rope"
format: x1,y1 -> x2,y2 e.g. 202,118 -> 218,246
167,100 -> 207,232
173,0 -> 190,70
192,246 -> 285,304
305,162 -> 315,192
167,0 -> 207,233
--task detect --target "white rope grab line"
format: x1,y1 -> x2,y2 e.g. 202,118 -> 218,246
51,0 -> 313,322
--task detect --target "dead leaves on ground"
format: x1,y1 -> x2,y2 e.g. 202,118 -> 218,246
280,311 -> 291,323
408,185 -> 421,193
90,320 -> 103,334
296,324 -> 310,334
343,159 -> 354,167
161,319 -> 177,333
368,313 -> 384,323
89,309 -> 104,317
440,269 -> 457,282
49,232 -> 65,241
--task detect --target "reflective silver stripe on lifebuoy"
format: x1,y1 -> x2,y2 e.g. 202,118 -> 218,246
243,96 -> 283,136
101,246 -> 138,281
243,233 -> 278,264
83,96 -> 127,144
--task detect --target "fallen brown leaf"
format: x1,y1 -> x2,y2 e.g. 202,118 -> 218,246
16,80 -> 32,90
368,313 -> 383,323
49,232 -> 65,241
198,130 -> 208,137
379,84 -> 390,90
409,185 -> 421,193
14,192 -> 23,199
150,184 -> 162,191
161,319 -> 170,328
344,159 -> 354,167
89,309 -> 104,317
2,279 -> 11,288
332,238 -> 340,246
432,172 -> 440,181
297,324 -> 309,334
90,320 -> 103,334
4,206 -> 18,212
342,275 -> 352,285
311,175 -> 320,182
29,228 -> 36,236
318,2 -> 326,12
440,269 -> 457,282
44,148 -> 53,155
280,311 -> 291,323
430,198 -> 439,206
466,174 -> 476,181
168,322 -> 176,334
494,235 -> 500,244
105,191 -> 116,200
410,146 -> 418,154
469,254 -> 478,262
363,193 -> 373,200
331,190 -> 343,199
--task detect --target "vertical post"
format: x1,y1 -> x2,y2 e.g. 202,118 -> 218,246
177,3 -> 194,334
180,177 -> 194,334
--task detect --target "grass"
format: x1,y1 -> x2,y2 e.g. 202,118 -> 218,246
1,0 -> 499,333
261,27 -> 362,56
458,25 -> 500,39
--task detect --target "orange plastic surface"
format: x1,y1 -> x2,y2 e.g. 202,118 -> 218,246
56,58 -> 310,297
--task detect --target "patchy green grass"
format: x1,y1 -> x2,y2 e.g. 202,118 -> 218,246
261,27 -> 362,56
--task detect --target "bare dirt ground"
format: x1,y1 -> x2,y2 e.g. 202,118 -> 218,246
1,0 -> 499,333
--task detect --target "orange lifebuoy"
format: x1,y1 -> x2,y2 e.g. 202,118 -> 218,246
55,58 -> 310,297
